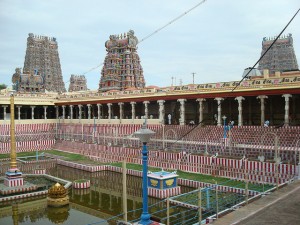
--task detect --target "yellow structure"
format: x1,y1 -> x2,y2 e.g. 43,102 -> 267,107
47,183 -> 69,207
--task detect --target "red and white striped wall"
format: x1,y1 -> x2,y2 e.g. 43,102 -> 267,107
73,180 -> 90,189
148,187 -> 181,199
33,169 -> 46,174
4,178 -> 24,187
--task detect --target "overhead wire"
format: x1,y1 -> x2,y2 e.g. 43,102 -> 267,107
231,7 -> 300,92
74,0 -> 208,79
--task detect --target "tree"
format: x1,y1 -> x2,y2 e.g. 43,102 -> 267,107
0,83 -> 7,90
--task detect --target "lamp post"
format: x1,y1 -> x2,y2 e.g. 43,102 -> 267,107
134,122 -> 155,225
222,115 -> 227,139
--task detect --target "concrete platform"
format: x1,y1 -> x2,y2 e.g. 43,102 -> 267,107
0,182 -> 37,195
211,180 -> 300,225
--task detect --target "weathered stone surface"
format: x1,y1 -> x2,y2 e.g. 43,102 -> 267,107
258,34 -> 299,74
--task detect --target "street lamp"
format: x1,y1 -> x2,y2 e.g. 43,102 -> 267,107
222,115 -> 227,139
134,122 -> 155,225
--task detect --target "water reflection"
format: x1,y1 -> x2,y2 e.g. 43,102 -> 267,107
1,162 -> 196,224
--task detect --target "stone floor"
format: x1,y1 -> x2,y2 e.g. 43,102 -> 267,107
211,179 -> 300,225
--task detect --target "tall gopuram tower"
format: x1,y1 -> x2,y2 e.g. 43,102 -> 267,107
23,33 -> 66,92
68,75 -> 88,92
99,30 -> 145,92
258,34 -> 299,74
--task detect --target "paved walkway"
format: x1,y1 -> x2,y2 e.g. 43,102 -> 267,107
212,180 -> 300,225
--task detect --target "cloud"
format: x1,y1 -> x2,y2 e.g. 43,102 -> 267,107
0,0 -> 299,90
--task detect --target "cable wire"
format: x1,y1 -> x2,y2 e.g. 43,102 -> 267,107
231,7 -> 300,92
78,0 -> 208,78
139,0 -> 207,44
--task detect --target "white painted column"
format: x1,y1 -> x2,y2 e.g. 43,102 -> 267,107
177,99 -> 186,125
130,102 -> 136,123
118,102 -> 124,120
43,106 -> 48,120
196,98 -> 206,126
87,104 -> 91,120
214,98 -> 224,126
55,106 -> 59,119
97,104 -> 102,120
157,100 -> 165,124
31,106 -> 35,120
70,105 -> 73,120
17,106 -> 21,120
235,96 -> 245,126
78,105 -> 82,121
143,101 -> 150,119
107,103 -> 112,121
62,105 -> 66,121
282,94 -> 292,126
257,95 -> 268,126
3,105 -> 7,120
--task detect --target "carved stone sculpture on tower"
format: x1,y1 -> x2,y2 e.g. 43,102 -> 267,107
99,30 -> 145,92
258,34 -> 299,74
68,74 -> 88,92
14,33 -> 66,93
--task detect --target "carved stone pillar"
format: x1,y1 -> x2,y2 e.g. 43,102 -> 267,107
55,106 -> 59,119
3,105 -> 7,120
97,104 -> 102,120
177,99 -> 186,125
157,100 -> 165,124
43,106 -> 48,120
118,102 -> 124,120
17,106 -> 21,120
235,96 -> 245,126
282,94 -> 292,126
196,98 -> 206,126
78,105 -> 82,120
87,104 -> 91,120
143,101 -> 150,119
130,102 -> 136,122
62,105 -> 66,120
31,106 -> 35,120
107,103 -> 112,120
69,105 -> 73,120
214,98 -> 224,126
257,95 -> 268,126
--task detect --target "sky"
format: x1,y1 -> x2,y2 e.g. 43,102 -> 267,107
0,0 -> 299,91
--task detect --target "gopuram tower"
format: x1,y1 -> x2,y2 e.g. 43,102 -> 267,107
22,33 -> 66,92
68,75 -> 88,92
258,34 -> 299,74
99,30 -> 145,92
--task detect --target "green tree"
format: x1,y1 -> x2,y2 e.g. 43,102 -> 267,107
0,83 -> 7,90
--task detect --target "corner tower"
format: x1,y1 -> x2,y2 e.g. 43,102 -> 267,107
23,33 -> 66,92
258,34 -> 299,74
99,30 -> 145,92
